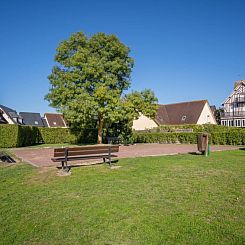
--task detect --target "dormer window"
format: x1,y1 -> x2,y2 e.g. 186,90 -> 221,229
34,121 -> 38,125
53,122 -> 57,125
181,116 -> 187,121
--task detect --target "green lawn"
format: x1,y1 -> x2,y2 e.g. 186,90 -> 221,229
0,150 -> 244,244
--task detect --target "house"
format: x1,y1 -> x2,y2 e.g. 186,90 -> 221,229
0,105 -> 23,124
220,80 -> 245,127
19,112 -> 46,127
44,113 -> 67,128
0,110 -> 7,124
133,100 -> 217,130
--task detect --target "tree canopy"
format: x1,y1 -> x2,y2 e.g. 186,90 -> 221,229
46,31 -> 158,143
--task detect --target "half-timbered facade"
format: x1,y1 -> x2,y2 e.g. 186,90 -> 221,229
221,80 -> 245,127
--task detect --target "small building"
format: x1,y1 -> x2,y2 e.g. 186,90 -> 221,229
220,80 -> 245,127
19,112 -> 46,127
0,104 -> 23,124
44,113 -> 67,128
133,100 -> 216,130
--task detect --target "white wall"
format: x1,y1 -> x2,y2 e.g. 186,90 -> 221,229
1,111 -> 14,124
197,103 -> 217,125
132,114 -> 158,130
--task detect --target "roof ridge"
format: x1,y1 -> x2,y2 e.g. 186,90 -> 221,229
158,100 -> 207,106
44,112 -> 62,115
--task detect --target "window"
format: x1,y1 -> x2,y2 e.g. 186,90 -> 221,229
181,116 -> 186,121
53,122 -> 57,125
207,115 -> 210,124
34,121 -> 38,125
242,120 -> 245,127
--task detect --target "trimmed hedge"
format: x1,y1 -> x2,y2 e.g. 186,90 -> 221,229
133,132 -> 198,144
133,130 -> 245,145
0,124 -> 97,148
1,124 -> 245,148
38,127 -> 76,144
0,124 -> 19,148
141,124 -> 241,133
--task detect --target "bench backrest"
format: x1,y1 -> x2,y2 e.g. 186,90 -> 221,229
53,145 -> 119,158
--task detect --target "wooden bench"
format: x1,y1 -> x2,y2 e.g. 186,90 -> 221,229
51,145 -> 119,169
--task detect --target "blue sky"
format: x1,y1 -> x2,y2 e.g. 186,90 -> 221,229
1,0 -> 245,114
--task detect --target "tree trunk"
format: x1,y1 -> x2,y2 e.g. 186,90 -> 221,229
97,117 -> 104,144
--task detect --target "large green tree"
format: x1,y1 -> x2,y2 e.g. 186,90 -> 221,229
46,31 -> 157,143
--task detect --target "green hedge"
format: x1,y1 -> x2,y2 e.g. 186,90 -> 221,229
210,131 -> 245,145
0,124 -> 97,148
141,124 -> 241,133
1,124 -> 245,148
0,124 -> 19,148
133,130 -> 245,145
38,127 -> 76,144
133,132 -> 198,144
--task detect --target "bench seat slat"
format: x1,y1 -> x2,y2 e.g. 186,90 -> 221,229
54,145 -> 119,153
54,148 -> 119,158
52,154 -> 118,162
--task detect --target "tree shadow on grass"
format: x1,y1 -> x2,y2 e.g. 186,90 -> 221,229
188,152 -> 203,155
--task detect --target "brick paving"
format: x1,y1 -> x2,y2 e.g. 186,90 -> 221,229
12,143 -> 241,168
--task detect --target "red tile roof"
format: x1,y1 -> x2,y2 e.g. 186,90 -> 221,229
44,113 -> 67,127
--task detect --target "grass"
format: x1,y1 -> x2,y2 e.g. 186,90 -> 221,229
0,150 -> 244,244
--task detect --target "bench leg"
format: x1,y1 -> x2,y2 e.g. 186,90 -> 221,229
109,156 -> 111,167
103,158 -> 106,163
61,161 -> 64,170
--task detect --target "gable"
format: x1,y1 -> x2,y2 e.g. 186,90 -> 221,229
45,113 -> 67,127
197,102 -> 217,124
223,81 -> 245,104
132,114 -> 158,130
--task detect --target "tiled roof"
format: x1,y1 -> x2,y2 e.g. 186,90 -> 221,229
44,113 -> 67,127
155,100 -> 207,125
19,112 -> 45,126
0,104 -> 20,124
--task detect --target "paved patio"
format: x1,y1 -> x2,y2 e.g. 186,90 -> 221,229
11,143 -> 241,168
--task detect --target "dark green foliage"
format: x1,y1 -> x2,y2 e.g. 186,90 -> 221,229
0,125 -> 98,148
17,126 -> 41,146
